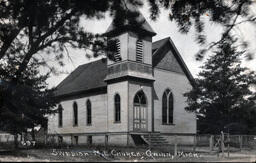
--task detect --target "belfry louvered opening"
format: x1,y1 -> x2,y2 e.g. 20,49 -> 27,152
136,40 -> 143,63
114,39 -> 121,62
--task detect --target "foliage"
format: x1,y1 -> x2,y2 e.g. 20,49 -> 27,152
0,59 -> 56,135
0,0 -> 256,136
148,0 -> 256,60
0,0 -> 126,136
1,0 -> 256,69
184,37 -> 256,134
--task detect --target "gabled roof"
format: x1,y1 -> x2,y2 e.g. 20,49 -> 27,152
55,37 -> 195,98
152,37 -> 170,53
153,37 -> 195,86
55,59 -> 107,97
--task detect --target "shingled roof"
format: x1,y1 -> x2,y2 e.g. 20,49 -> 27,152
55,37 -> 194,98
55,59 -> 107,98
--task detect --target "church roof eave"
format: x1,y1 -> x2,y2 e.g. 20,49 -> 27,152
54,37 -> 196,99
102,26 -> 156,38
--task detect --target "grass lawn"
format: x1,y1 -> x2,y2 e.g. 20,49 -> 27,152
0,146 -> 256,162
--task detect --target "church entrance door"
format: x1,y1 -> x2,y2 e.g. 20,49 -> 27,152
133,91 -> 147,131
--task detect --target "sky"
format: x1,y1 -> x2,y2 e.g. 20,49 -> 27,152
46,2 -> 256,88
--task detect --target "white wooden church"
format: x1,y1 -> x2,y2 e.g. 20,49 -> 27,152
48,10 -> 196,146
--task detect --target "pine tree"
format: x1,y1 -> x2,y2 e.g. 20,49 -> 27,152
184,37 -> 256,134
1,0 -> 256,143
0,58 -> 57,148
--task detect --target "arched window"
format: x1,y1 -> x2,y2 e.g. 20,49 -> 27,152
58,105 -> 63,127
114,94 -> 121,122
114,39 -> 121,62
134,90 -> 147,105
162,89 -> 174,124
86,100 -> 92,125
73,102 -> 78,126
136,40 -> 143,63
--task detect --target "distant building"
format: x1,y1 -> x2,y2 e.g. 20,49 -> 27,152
0,131 -> 14,150
48,11 -> 196,146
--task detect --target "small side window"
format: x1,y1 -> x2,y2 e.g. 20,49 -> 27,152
114,94 -> 121,123
86,100 -> 92,125
58,105 -> 63,127
73,102 -> 78,126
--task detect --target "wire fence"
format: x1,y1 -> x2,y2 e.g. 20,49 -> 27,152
1,132 -> 256,154
196,134 -> 256,148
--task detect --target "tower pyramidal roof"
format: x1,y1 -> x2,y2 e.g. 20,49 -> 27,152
103,1 -> 156,37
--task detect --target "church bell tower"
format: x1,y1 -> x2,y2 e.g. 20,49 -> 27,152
103,2 -> 156,144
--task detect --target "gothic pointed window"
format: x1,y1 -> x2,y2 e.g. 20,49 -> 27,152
162,89 -> 174,124
136,40 -> 143,62
162,93 -> 167,124
114,39 -> 121,62
73,102 -> 78,126
58,105 -> 63,127
114,94 -> 121,122
86,100 -> 92,125
134,90 -> 147,105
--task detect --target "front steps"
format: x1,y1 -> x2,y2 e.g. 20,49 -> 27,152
131,133 -> 169,146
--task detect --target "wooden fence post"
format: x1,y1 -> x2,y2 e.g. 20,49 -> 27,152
227,133 -> 230,158
239,135 -> 243,151
105,135 -> 108,148
174,135 -> 177,156
149,133 -> 151,150
221,131 -> 225,158
44,128 -> 47,145
209,135 -> 213,152
193,135 -> 196,153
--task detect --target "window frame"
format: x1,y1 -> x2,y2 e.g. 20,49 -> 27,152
86,100 -> 92,126
162,89 -> 174,125
73,102 -> 78,127
58,104 -> 63,128
114,94 -> 121,123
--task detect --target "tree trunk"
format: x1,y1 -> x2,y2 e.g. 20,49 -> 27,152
32,127 -> 35,141
0,29 -> 21,60
44,127 -> 47,145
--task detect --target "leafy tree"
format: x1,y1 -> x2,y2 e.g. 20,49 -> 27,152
0,0 -> 143,145
148,0 -> 256,60
0,0 -> 256,144
0,58 -> 56,148
184,37 -> 256,134
1,0 -> 256,71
